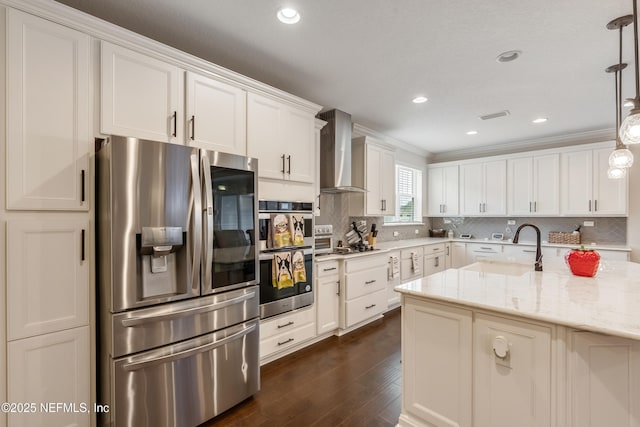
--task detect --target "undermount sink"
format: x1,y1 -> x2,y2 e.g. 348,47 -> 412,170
462,261 -> 533,277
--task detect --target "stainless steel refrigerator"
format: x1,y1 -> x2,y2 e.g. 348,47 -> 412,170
96,136 -> 259,427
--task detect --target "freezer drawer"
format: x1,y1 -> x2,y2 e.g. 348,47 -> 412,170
110,285 -> 259,357
107,318 -> 260,427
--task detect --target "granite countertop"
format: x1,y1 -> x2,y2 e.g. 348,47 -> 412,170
395,258 -> 640,340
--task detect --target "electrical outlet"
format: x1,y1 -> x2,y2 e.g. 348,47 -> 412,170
393,231 -> 399,237
507,220 -> 516,225
443,219 -> 451,224
583,221 -> 595,227
415,229 -> 419,234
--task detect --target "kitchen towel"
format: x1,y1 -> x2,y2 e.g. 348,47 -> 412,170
272,252 -> 294,289
270,214 -> 292,248
411,252 -> 421,275
389,255 -> 400,279
292,250 -> 307,284
289,214 -> 305,246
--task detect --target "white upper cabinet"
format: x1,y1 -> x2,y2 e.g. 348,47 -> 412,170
101,41 -> 183,143
427,165 -> 459,216
460,159 -> 506,216
561,147 -> 627,216
247,92 -> 315,183
185,71 -> 247,154
7,9 -> 90,211
349,137 -> 396,216
507,154 -> 559,215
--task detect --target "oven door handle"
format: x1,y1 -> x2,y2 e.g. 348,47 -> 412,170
190,153 -> 202,294
120,290 -> 257,327
121,322 -> 257,371
201,155 -> 214,291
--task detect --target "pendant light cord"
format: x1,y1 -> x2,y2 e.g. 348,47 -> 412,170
633,0 -> 640,106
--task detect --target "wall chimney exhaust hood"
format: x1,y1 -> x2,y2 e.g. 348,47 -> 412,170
317,109 -> 366,193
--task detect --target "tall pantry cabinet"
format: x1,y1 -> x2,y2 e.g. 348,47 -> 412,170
2,8 -> 92,427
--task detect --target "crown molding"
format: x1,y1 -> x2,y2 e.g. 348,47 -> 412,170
429,128 -> 616,163
352,123 -> 431,158
0,0 -> 322,113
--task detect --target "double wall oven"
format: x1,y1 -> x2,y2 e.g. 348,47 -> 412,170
97,136 -> 259,427
258,200 -> 314,319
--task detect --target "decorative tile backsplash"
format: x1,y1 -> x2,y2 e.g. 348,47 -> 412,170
430,216 -> 627,245
317,193 -> 627,246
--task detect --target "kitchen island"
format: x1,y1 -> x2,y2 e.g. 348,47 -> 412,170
395,258 -> 640,427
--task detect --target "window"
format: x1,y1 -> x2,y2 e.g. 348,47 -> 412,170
385,165 -> 423,224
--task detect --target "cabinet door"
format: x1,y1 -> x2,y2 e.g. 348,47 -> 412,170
7,10 -> 90,211
427,167 -> 445,216
483,160 -> 506,215
532,154 -> 560,215
507,157 -> 533,215
460,163 -> 483,215
387,251 -> 401,307
316,274 -> 340,334
7,219 -> 89,340
451,243 -> 467,268
568,331 -> 640,427
284,107 -> 315,183
8,327 -> 90,427
101,41 -> 183,142
401,298 -> 472,427
592,148 -> 628,215
423,253 -> 445,277
365,145 -> 383,215
246,93 -> 285,180
185,71 -> 246,155
443,165 -> 459,215
561,150 -> 593,215
473,314 -> 552,427
380,149 -> 396,215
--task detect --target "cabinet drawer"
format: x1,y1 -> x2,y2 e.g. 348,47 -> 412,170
260,307 -> 314,339
260,322 -> 315,358
344,289 -> 387,328
316,260 -> 340,277
424,243 -> 446,254
401,246 -> 424,259
344,266 -> 387,300
344,254 -> 389,274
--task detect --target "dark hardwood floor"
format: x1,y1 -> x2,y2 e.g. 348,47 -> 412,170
203,308 -> 402,427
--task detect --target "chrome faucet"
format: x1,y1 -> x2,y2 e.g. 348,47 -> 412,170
512,223 -> 543,271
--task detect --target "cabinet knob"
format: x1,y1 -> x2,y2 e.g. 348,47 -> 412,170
492,335 -> 510,360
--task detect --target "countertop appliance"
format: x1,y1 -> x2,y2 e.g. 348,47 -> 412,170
314,224 -> 334,254
97,136 -> 259,427
258,200 -> 314,318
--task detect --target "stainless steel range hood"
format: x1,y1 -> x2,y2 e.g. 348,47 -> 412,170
317,109 -> 366,193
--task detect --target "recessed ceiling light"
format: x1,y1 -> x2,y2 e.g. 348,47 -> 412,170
532,117 -> 548,124
277,7 -> 300,24
466,130 -> 478,135
496,50 -> 522,63
412,96 -> 428,104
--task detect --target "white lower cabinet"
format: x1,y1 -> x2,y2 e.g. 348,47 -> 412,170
260,306 -> 315,360
400,297 -> 472,427
567,331 -> 640,427
7,326 -> 90,427
451,242 -> 467,268
473,314 -> 552,427
400,298 -> 553,427
387,251 -> 401,308
466,242 -> 503,263
315,259 -> 340,335
400,246 -> 424,283
423,243 -> 446,277
341,254 -> 388,329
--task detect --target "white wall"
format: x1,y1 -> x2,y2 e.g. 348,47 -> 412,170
627,144 -> 640,262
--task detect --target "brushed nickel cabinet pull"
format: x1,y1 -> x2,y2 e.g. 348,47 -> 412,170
172,111 -> 177,137
365,280 -> 376,285
190,115 -> 195,140
81,229 -> 85,261
365,304 -> 376,309
287,155 -> 291,174
277,321 -> 294,329
81,169 -> 85,203
277,338 -> 294,346
281,154 -> 286,173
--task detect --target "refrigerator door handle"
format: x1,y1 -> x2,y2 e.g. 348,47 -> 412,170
121,322 -> 257,371
201,155 -> 214,291
121,289 -> 257,327
190,154 -> 202,293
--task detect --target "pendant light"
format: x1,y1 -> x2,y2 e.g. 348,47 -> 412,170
620,0 -> 640,144
607,15 -> 634,177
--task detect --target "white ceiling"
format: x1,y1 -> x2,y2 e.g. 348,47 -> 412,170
54,0 -> 636,154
